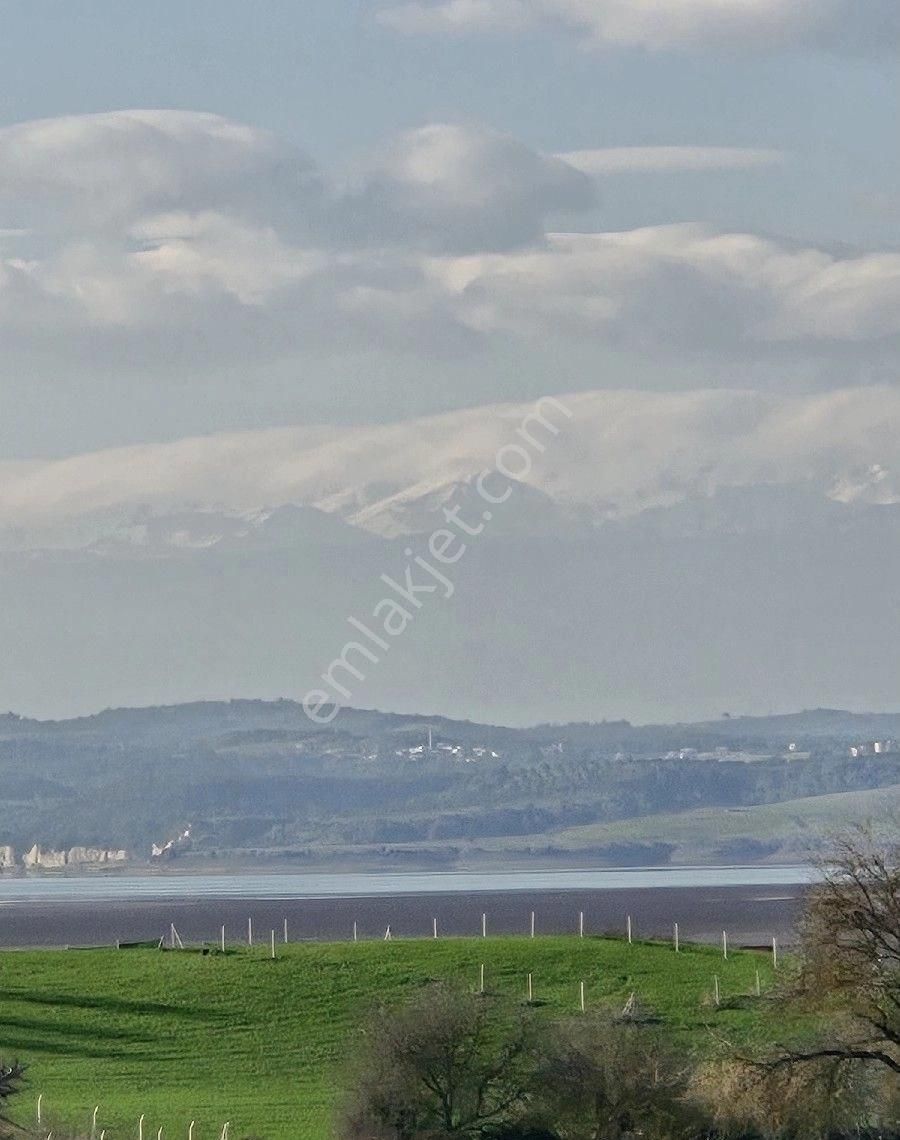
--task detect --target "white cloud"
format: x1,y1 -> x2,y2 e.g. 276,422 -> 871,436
378,0 -> 900,53
0,110 -> 320,232
379,0 -> 536,35
0,113 -> 594,365
0,110 -> 899,379
333,123 -> 596,252
3,386 -> 900,542
558,146 -> 785,174
435,226 -> 900,349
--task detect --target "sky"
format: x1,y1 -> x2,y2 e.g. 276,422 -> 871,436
1,1 -> 899,721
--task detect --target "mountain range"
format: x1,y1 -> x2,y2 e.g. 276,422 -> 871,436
2,388 -> 899,724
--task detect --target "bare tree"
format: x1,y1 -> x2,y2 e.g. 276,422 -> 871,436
777,829 -> 900,1076
339,982 -> 536,1139
710,830 -> 900,1136
530,1013 -> 702,1140
692,1053 -> 875,1140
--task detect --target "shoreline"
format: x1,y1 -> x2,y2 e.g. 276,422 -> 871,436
0,882 -> 807,949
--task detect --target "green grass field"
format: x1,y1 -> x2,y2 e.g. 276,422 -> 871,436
1,937 -> 784,1140
538,783 -> 900,860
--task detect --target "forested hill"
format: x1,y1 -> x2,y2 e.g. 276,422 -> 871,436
0,701 -> 898,869
6,699 -> 900,748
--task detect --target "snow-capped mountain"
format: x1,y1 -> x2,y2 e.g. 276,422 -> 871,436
4,385 -> 900,552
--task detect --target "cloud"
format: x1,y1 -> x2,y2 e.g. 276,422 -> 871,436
0,110 -> 899,380
3,387 -> 900,543
0,113 -> 595,367
558,147 -> 785,174
332,123 -> 596,253
0,110 -> 322,233
378,0 -> 900,53
379,0 -> 536,35
436,226 -> 900,351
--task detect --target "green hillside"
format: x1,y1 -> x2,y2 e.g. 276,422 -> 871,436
1,937 -> 784,1140
545,782 -> 900,861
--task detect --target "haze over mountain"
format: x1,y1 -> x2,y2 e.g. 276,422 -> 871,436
2,4 -> 898,724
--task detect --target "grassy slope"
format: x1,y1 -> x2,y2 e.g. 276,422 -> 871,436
540,782 -> 900,860
1,938 -> 784,1140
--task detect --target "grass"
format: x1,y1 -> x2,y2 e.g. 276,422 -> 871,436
1,936 -> 788,1140
541,783 -> 900,860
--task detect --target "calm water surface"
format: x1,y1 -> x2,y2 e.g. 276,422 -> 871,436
0,865 -> 815,903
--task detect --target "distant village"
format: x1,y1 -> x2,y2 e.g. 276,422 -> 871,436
393,731 -> 501,763
848,739 -> 898,758
0,827 -> 193,872
0,844 -> 129,870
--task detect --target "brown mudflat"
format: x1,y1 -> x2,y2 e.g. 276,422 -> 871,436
0,883 -> 805,948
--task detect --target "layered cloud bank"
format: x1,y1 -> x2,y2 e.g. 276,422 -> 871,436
378,0 -> 900,53
2,386 -> 900,546
1,110 -> 898,382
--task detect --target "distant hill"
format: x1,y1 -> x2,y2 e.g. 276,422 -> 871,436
0,699 -> 897,870
6,698 -> 900,745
